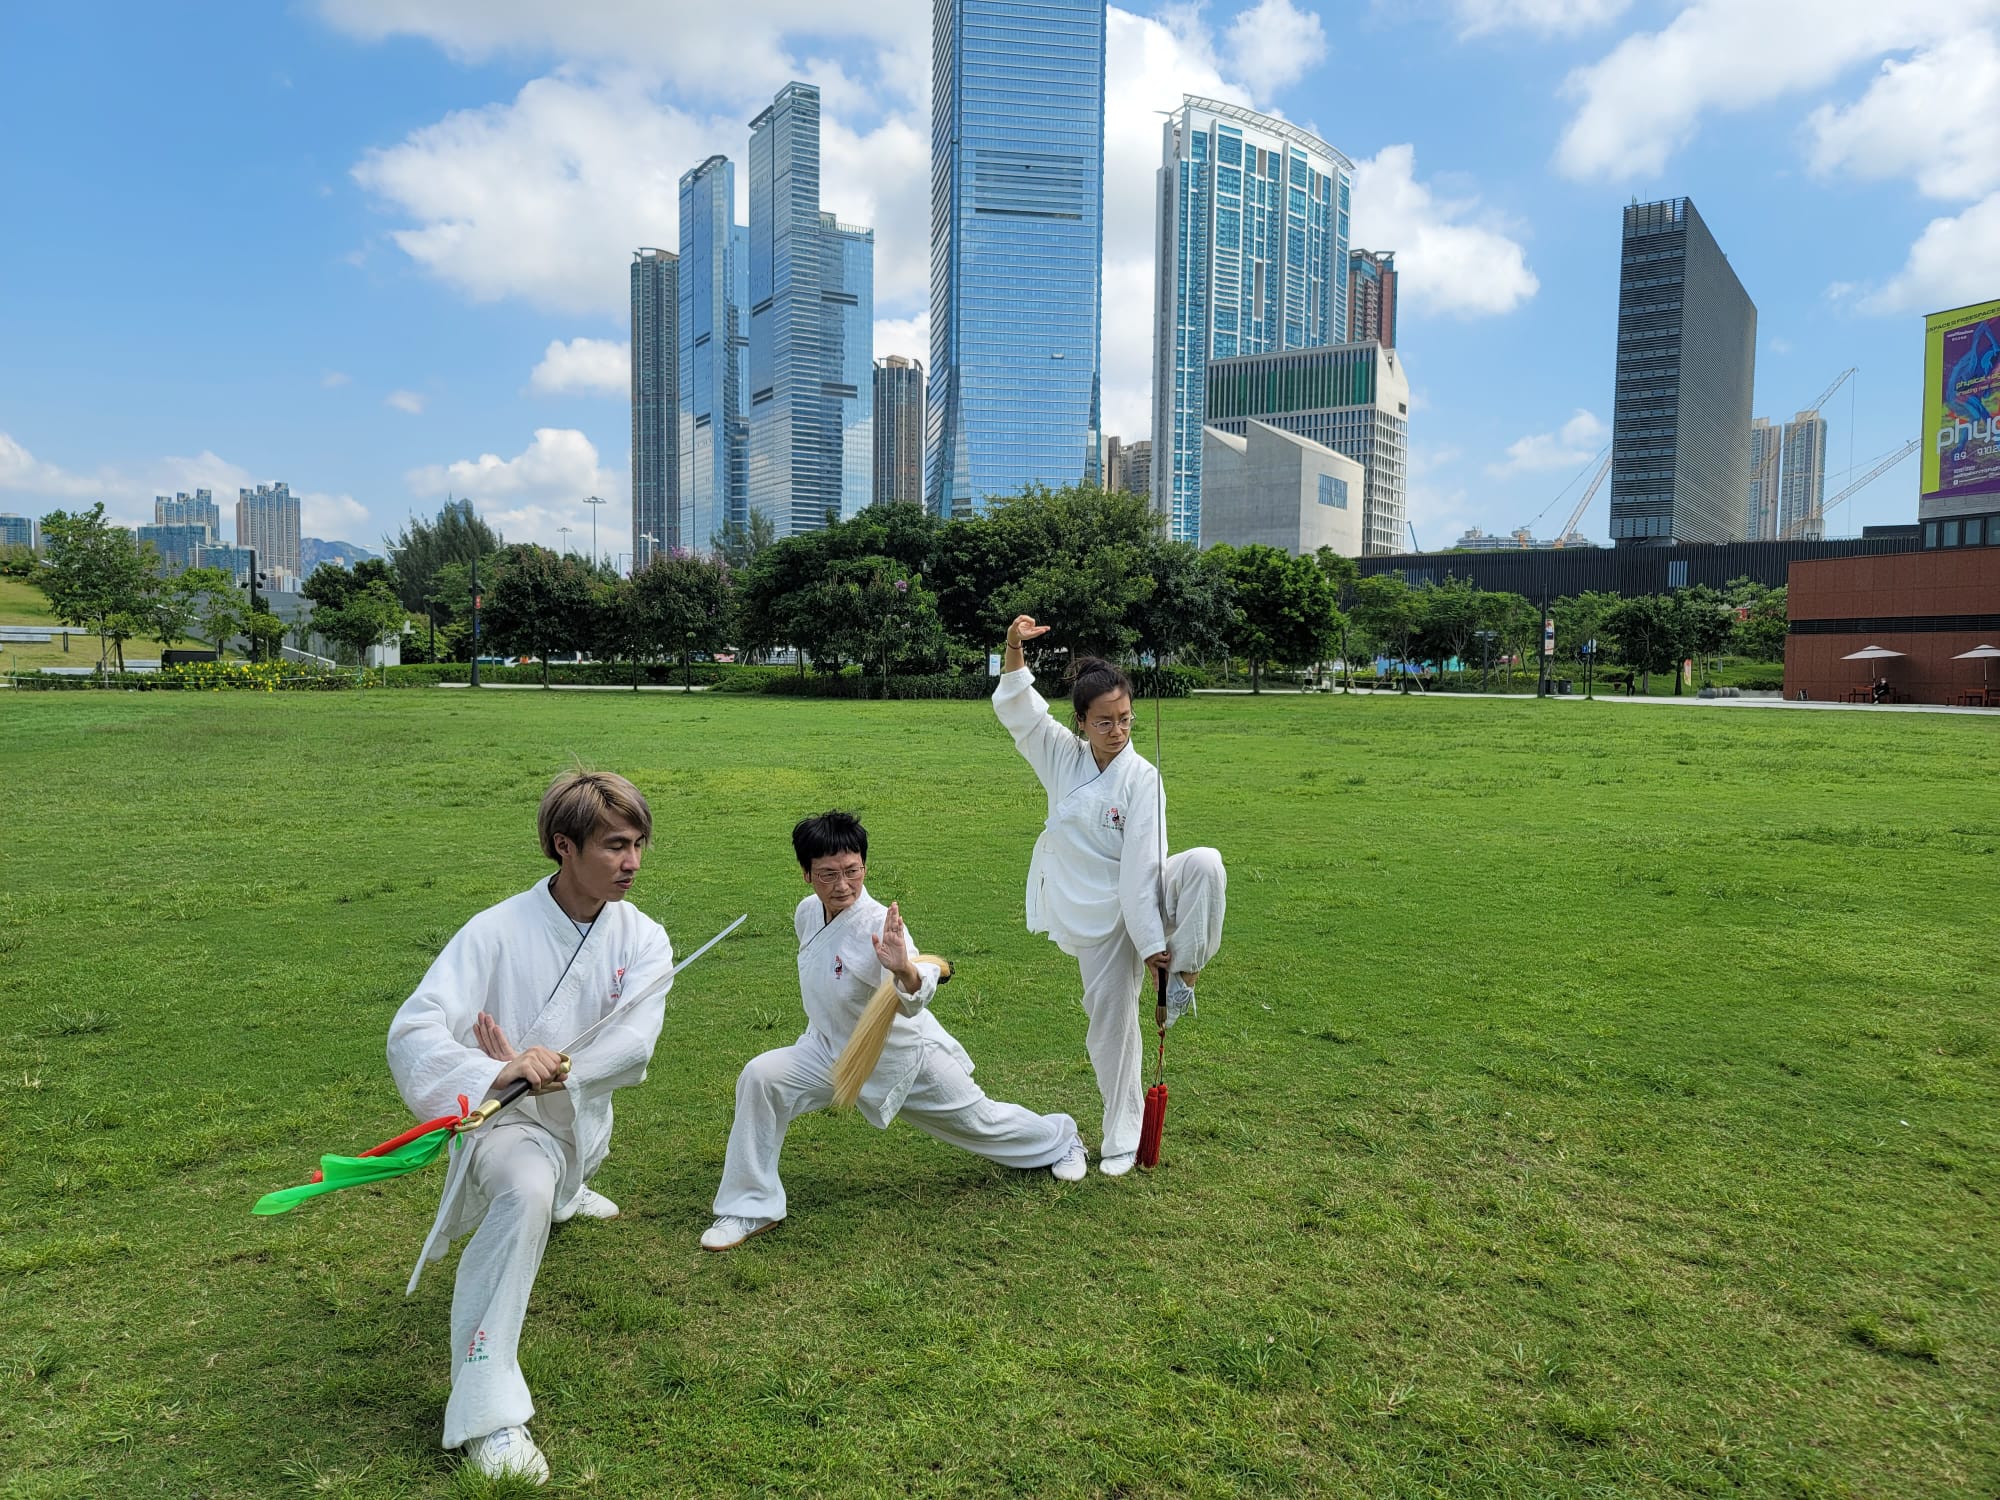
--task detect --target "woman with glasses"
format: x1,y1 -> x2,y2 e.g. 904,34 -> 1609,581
992,615 -> 1226,1175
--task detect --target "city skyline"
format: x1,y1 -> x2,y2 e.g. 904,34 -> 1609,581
0,5 -> 1983,557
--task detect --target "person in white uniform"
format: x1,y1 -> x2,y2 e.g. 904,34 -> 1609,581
702,810 -> 1087,1251
991,616 -> 1227,1175
388,771 -> 676,1485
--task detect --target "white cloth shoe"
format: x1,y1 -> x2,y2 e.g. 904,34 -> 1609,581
701,1214 -> 780,1251
1099,1152 -> 1137,1177
464,1424 -> 549,1484
553,1185 -> 619,1223
1165,974 -> 1197,1028
1050,1140 -> 1088,1182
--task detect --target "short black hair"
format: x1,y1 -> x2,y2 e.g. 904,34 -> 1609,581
793,810 -> 868,871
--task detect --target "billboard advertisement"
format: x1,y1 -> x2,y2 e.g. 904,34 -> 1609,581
1922,298 -> 2000,505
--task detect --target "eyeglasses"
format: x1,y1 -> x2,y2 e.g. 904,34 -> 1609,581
1087,715 -> 1134,734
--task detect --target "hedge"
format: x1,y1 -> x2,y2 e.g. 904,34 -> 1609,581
9,661 -> 358,691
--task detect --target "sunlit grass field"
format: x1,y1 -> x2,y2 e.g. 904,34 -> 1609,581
1,690 -> 1994,1498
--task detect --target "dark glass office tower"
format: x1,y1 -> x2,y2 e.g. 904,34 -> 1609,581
1609,197 -> 1755,546
631,246 -> 679,565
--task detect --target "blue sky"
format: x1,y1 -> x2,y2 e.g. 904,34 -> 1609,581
2,0 -> 1993,556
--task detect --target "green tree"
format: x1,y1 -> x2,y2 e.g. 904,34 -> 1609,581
1725,579 -> 1787,661
1210,543 -> 1339,693
818,561 -> 949,696
304,559 -> 408,667
1350,573 -> 1423,685
622,553 -> 733,690
1550,590 -> 1619,686
711,509 -> 779,571
1606,593 -> 1686,694
1674,584 -> 1735,687
481,545 -> 600,686
243,608 -> 288,664
385,499 -> 502,614
37,505 -> 158,674
1131,539 -> 1236,665
1411,575 -> 1486,683
736,529 -> 842,672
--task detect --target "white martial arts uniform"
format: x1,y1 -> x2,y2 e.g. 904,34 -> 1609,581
387,878 -> 674,1450
992,666 -> 1227,1158
712,888 -> 1079,1221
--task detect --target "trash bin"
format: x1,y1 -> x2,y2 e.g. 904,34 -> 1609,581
1556,678 -> 1573,694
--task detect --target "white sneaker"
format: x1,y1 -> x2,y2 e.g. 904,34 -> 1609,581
1164,974 -> 1197,1028
701,1214 -> 780,1251
1050,1140 -> 1088,1182
464,1425 -> 549,1485
553,1185 -> 619,1223
1099,1152 -> 1137,1177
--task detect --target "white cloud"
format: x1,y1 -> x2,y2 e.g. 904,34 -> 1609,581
1553,2 -> 1994,181
1768,336 -> 1793,355
873,310 -> 930,366
1221,0 -> 1327,96
386,390 -> 427,414
322,370 -> 352,388
0,432 -> 122,503
301,491 -> 371,537
1350,144 -> 1539,318
0,435 -> 343,533
530,337 -> 630,395
407,427 -> 617,515
1455,0 -> 1629,37
1856,193 -> 2000,314
1807,34 -> 2000,201
1487,408 -> 1607,475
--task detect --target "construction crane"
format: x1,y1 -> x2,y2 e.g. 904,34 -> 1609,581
1407,520 -> 1422,553
1553,451 -> 1614,547
1801,366 -> 1857,420
1781,438 -> 1919,540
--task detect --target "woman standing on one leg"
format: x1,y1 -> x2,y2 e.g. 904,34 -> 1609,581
991,614 -> 1227,1176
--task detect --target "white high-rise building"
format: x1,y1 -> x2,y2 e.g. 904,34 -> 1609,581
235,482 -> 301,582
1747,418 -> 1782,540
1780,411 -> 1828,540
1152,96 -> 1352,543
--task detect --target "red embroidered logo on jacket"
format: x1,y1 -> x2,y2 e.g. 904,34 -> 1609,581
833,956 -> 845,980
610,965 -> 626,1001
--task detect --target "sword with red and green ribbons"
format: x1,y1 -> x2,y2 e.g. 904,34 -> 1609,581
251,914 -> 746,1216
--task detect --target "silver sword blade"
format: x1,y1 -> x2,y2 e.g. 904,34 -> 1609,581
558,912 -> 747,1055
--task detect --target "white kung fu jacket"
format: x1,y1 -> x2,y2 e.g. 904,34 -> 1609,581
387,878 -> 675,1290
794,887 -> 966,1128
992,666 -> 1167,960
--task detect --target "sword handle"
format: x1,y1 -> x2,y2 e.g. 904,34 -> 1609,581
456,1053 -> 570,1132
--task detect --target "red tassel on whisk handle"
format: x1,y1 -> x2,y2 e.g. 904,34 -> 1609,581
1137,965 -> 1168,1168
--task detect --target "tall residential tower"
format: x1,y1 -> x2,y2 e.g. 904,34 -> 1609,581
1152,97 -> 1352,543
679,157 -> 748,554
928,0 -> 1106,517
631,246 -> 680,566
874,356 -> 926,505
235,482 -> 301,585
1747,417 -> 1781,540
1608,197 -> 1756,546
1780,410 -> 1828,540
1347,249 -> 1397,349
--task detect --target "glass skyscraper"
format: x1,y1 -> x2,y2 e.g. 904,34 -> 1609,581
748,83 -> 873,536
822,213 -> 874,522
1609,197 -> 1756,546
927,0 -> 1105,518
1152,97 -> 1351,543
631,246 -> 679,565
679,157 -> 748,555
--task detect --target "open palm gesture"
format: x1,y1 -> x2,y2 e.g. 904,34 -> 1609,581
871,900 -> 910,975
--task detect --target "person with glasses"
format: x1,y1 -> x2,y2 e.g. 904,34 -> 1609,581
991,615 -> 1227,1175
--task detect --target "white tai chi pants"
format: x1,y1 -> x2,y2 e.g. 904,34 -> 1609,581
441,1121 -> 565,1450
713,1030 -> 1080,1222
1069,846 -> 1227,1160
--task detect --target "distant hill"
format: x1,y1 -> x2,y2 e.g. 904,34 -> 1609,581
302,537 -> 380,573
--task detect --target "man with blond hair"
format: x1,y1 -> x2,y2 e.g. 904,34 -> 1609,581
388,770 -> 675,1485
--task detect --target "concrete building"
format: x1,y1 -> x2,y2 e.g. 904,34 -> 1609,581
154,490 -> 220,538
927,0 -> 1105,517
748,83 -> 874,536
874,356 -> 925,505
1153,96 -> 1352,542
198,542 -> 254,583
679,156 -> 748,555
1347,249 -> 1397,349
1204,341 -> 1408,555
1779,411 -> 1828,541
1451,526 -> 1599,551
0,514 -> 37,550
631,246 -> 680,566
1122,439 -> 1152,499
1201,421 -> 1363,557
1609,197 -> 1756,546
1785,548 -> 2000,703
236,482 -> 300,580
1747,418 -> 1782,540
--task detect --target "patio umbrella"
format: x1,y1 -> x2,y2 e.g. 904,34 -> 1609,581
1840,646 -> 1907,660
1953,644 -> 2000,686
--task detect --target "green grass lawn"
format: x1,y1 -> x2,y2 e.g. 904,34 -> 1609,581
1,692 -> 1994,1499
0,577 -> 209,673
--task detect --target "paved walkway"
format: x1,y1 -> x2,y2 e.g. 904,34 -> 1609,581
436,681 -> 713,692
1206,686 -> 1997,716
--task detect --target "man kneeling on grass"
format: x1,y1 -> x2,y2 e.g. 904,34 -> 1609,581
702,810 -> 1086,1251
388,770 -> 675,1485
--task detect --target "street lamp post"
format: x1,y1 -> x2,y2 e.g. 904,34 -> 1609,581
585,495 -> 607,567
684,630 -> 696,694
558,525 -> 572,556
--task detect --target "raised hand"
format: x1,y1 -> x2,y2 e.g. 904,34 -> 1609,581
1006,614 -> 1052,649
474,1012 -> 517,1062
493,1044 -> 570,1097
870,901 -> 921,991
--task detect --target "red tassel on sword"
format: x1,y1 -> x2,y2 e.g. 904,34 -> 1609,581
1138,965 -> 1168,1168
